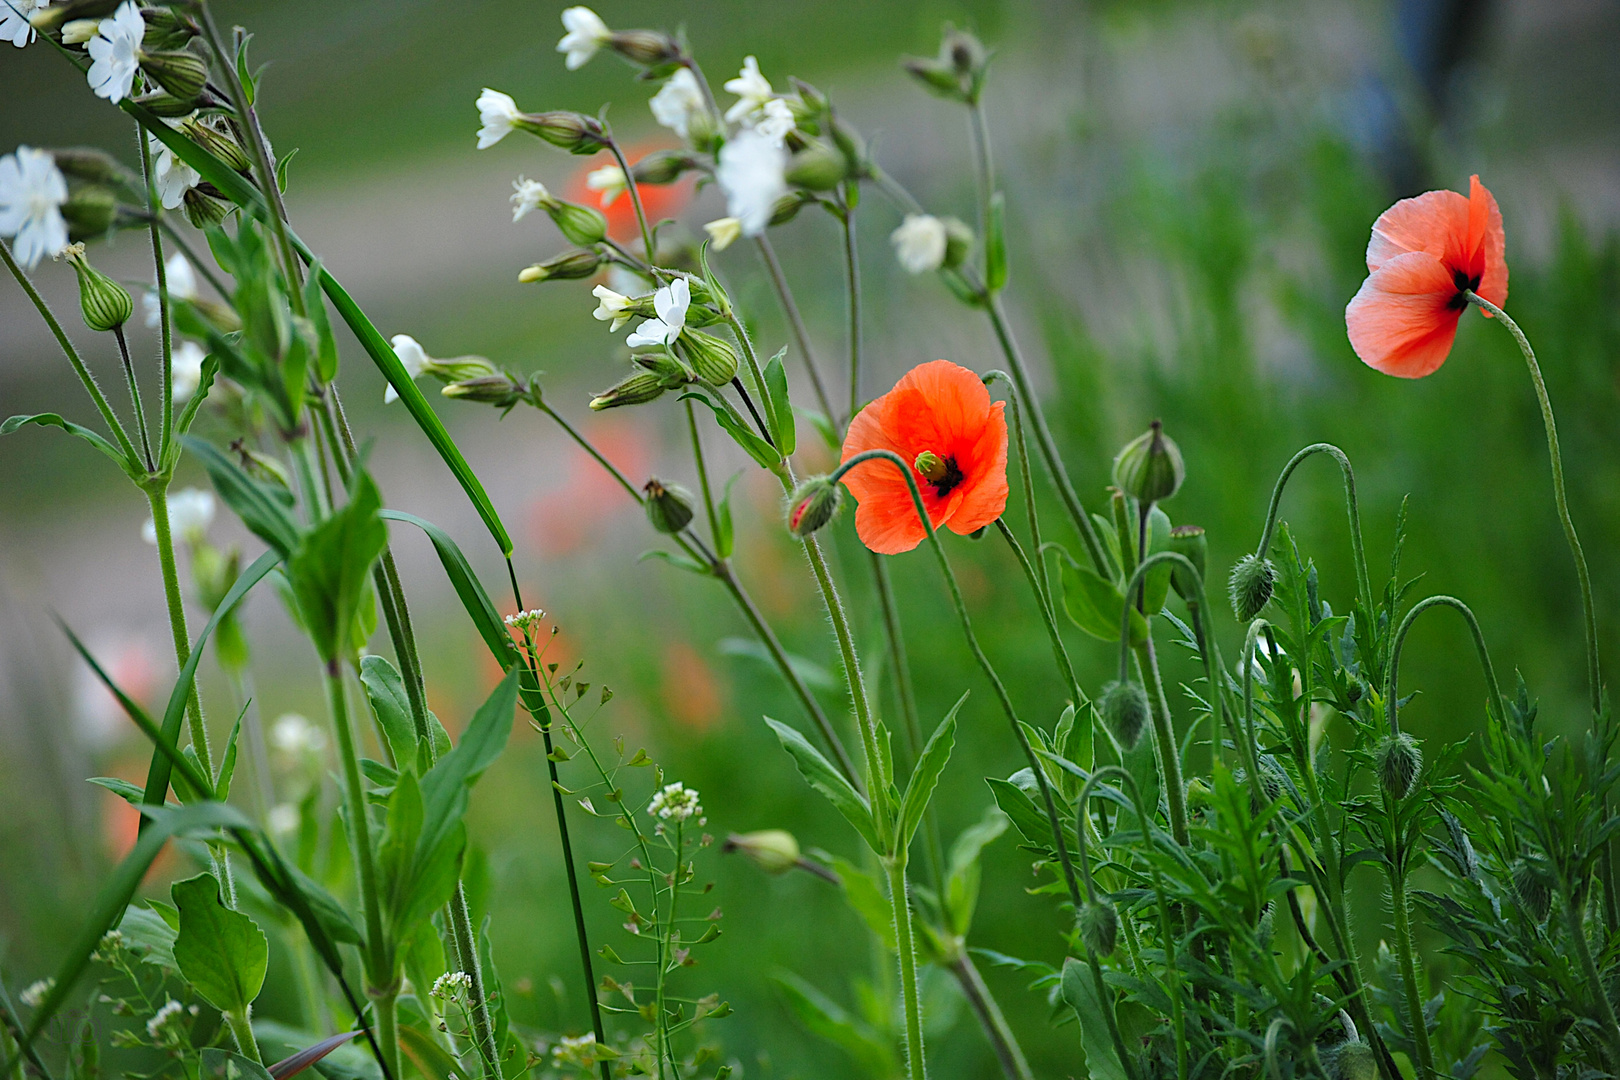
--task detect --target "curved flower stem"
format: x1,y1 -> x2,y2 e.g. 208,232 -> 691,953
1563,892 -> 1620,1061
1251,443 -> 1374,619
607,136 -> 656,264
947,951 -> 1033,1080
996,520 -> 1083,710
0,240 -> 140,466
138,126 -> 174,461
1383,595 -> 1507,736
1465,293 -> 1600,718
829,451 -> 1084,911
983,373 -> 1051,604
753,235 -> 836,422
840,189 -> 863,426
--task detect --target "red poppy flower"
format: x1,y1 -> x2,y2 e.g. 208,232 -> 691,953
840,359 -> 1008,555
568,143 -> 694,244
1346,174 -> 1508,378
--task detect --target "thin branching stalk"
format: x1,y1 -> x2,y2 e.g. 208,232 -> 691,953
145,487 -> 211,767
947,952 -> 1033,1080
753,235 -> 835,421
841,191 -> 862,426
112,326 -> 155,472
1383,596 -> 1507,736
995,521 -> 1084,711
137,124 -> 174,460
607,136 -> 657,264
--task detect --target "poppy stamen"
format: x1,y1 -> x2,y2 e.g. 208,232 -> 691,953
914,451 -> 965,497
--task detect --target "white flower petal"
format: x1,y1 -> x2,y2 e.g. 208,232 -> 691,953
649,68 -> 705,139
716,129 -> 788,238
891,214 -> 948,274
0,145 -> 69,269
476,88 -> 521,149
557,6 -> 610,69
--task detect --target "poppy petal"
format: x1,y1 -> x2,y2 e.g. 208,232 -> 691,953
842,400 -> 928,554
1467,175 -> 1509,310
1346,250 -> 1461,378
943,402 -> 1009,536
1366,189 -> 1470,272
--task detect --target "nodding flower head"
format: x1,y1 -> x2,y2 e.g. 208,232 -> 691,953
1228,554 -> 1276,622
786,477 -> 842,538
1077,900 -> 1118,957
1100,680 -> 1149,750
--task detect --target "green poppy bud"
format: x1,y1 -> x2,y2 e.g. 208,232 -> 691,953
1228,553 -> 1276,621
1113,419 -> 1184,504
1167,524 -> 1207,602
785,141 -> 847,191
1077,900 -> 1118,957
676,329 -> 739,385
786,477 -> 841,537
58,244 -> 132,332
1100,680 -> 1149,750
589,371 -> 664,411
722,830 -> 800,875
1511,859 -> 1550,922
518,248 -> 604,284
643,478 -> 695,535
1376,733 -> 1422,800
1327,1041 -> 1378,1080
139,50 -> 209,103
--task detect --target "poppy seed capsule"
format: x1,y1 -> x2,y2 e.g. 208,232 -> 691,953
1328,1041 -> 1378,1080
1077,900 -> 1118,957
1229,553 -> 1276,621
1510,859 -> 1551,922
787,478 -> 841,538
1377,733 -> 1422,800
1113,419 -> 1184,504
59,245 -> 131,332
676,330 -> 739,385
722,830 -> 800,875
1167,524 -> 1207,602
139,50 -> 209,104
1100,680 -> 1149,750
643,479 -> 695,535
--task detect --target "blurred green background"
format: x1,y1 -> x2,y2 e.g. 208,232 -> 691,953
2,1 -> 1619,1076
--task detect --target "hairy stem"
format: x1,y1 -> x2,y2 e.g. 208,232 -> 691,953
887,856 -> 928,1080
841,190 -> 863,426
137,125 -> 174,461
949,952 -> 1033,1080
754,235 -> 835,422
1386,847 -> 1435,1080
146,485 -> 210,764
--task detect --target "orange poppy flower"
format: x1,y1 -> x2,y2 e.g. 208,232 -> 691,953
1346,174 -> 1508,378
840,359 -> 1008,555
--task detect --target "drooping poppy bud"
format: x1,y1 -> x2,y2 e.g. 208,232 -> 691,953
1327,1041 -> 1378,1080
1099,680 -> 1149,750
1113,419 -> 1184,504
1228,554 -> 1276,621
1077,900 -> 1118,957
1376,733 -> 1422,800
643,478 -> 695,535
786,477 -> 842,538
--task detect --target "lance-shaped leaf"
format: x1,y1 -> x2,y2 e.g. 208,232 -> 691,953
1,413 -> 137,478
286,471 -> 387,663
897,692 -> 966,847
380,511 -> 516,667
173,872 -> 269,1016
765,717 -> 880,852
187,436 -> 300,556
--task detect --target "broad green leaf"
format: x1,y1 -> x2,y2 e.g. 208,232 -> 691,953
763,346 -> 795,456
771,971 -> 896,1079
202,1049 -> 274,1080
172,872 -> 269,1015
986,191 -> 1008,292
286,471 -> 387,663
765,717 -> 879,852
827,856 -> 895,950
381,770 -> 461,939
398,1026 -> 470,1080
985,776 -> 1052,849
360,655 -> 421,771
186,436 -> 300,556
1061,957 -> 1127,1080
681,390 -> 780,469
1,413 -> 136,477
898,692 -> 966,847
166,354 -> 220,468
117,905 -> 178,971
1141,505 -> 1173,615
1059,556 -> 1147,645
380,511 -> 516,667
944,806 -> 1008,938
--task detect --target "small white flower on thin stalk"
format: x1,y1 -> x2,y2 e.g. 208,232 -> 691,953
475,88 -> 525,150
555,6 -> 610,71
386,333 -> 431,404
61,19 -> 100,46
625,278 -> 688,349
144,253 -> 198,328
510,176 -> 549,222
0,145 -> 68,269
585,164 -> 625,208
1,0 -> 49,48
142,487 -> 215,545
703,217 -> 742,252
147,128 -> 200,210
647,781 -> 701,822
503,608 -> 547,631
146,998 -> 185,1044
19,978 -> 54,1009
431,971 -> 473,999
891,214 -> 949,274
591,284 -> 636,332
85,1 -> 143,103
716,129 -> 787,238
170,341 -> 207,403
723,56 -> 774,125
650,68 -> 706,140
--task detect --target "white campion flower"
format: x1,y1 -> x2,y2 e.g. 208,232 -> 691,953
147,127 -> 200,210
170,341 -> 206,402
386,334 -> 431,403
1,0 -> 49,48
649,68 -> 705,140
271,713 -> 325,754
475,88 -> 525,150
555,6 -> 610,71
647,781 -> 701,822
723,56 -> 774,126
716,129 -> 787,238
61,18 -> 99,46
144,253 -> 197,328
86,1 -> 143,103
591,284 -> 635,331
624,278 -> 688,349
510,176 -> 549,222
0,145 -> 68,269
585,164 -> 625,207
142,487 -> 215,545
755,97 -> 795,146
891,214 -> 949,274
703,217 -> 742,251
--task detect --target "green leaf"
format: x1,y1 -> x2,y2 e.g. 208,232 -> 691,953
1059,556 -> 1147,645
763,346 -> 795,456
714,472 -> 741,560
944,806 -> 1008,938
172,872 -> 269,1015
88,777 -> 147,804
360,655 -> 421,772
827,856 -> 895,950
264,1031 -> 362,1080
986,191 -> 1008,292
1061,957 -> 1128,1080
985,776 -> 1052,848
681,390 -> 780,469
302,263 -> 339,385
771,971 -> 896,1079
116,905 -> 178,971
186,436 -> 300,556
167,354 -> 220,465
765,717 -> 879,852
639,548 -> 713,577
215,710 -> 243,800
398,1026 -> 470,1080
898,692 -> 966,847
380,511 -> 517,667
1141,505 -> 1174,615
1,413 -> 136,477
716,637 -> 836,689
286,471 -> 388,662
201,1050 -> 274,1080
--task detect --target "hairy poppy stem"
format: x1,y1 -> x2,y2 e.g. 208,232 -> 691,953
1250,443 -> 1374,624
1465,292 -> 1601,722
753,235 -> 836,423
1384,596 -> 1507,738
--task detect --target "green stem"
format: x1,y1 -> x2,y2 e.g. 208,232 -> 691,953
138,126 -> 174,461
146,485 -> 210,764
223,1010 -> 263,1064
841,190 -> 862,426
886,856 -> 928,1080
112,326 -> 155,473
754,235 -> 835,422
0,239 -> 139,466
1251,444 -> 1373,619
1564,892 -> 1620,1060
447,889 -> 502,1080
1135,637 -> 1188,848
1386,842 -> 1435,1080
948,952 -> 1033,1080
686,401 -> 723,545
1384,595 -> 1507,736
995,521 -> 1084,711
1466,292 -> 1600,720
608,137 -> 656,264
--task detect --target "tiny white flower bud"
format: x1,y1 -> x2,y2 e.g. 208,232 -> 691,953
703,217 -> 743,251
891,214 -> 949,274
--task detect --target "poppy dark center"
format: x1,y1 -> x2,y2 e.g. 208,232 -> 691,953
925,456 -> 965,497
1448,267 -> 1482,311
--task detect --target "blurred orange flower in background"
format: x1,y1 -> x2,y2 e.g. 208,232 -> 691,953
1346,174 -> 1508,379
569,142 -> 694,244
661,639 -> 721,732
840,359 -> 1009,555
